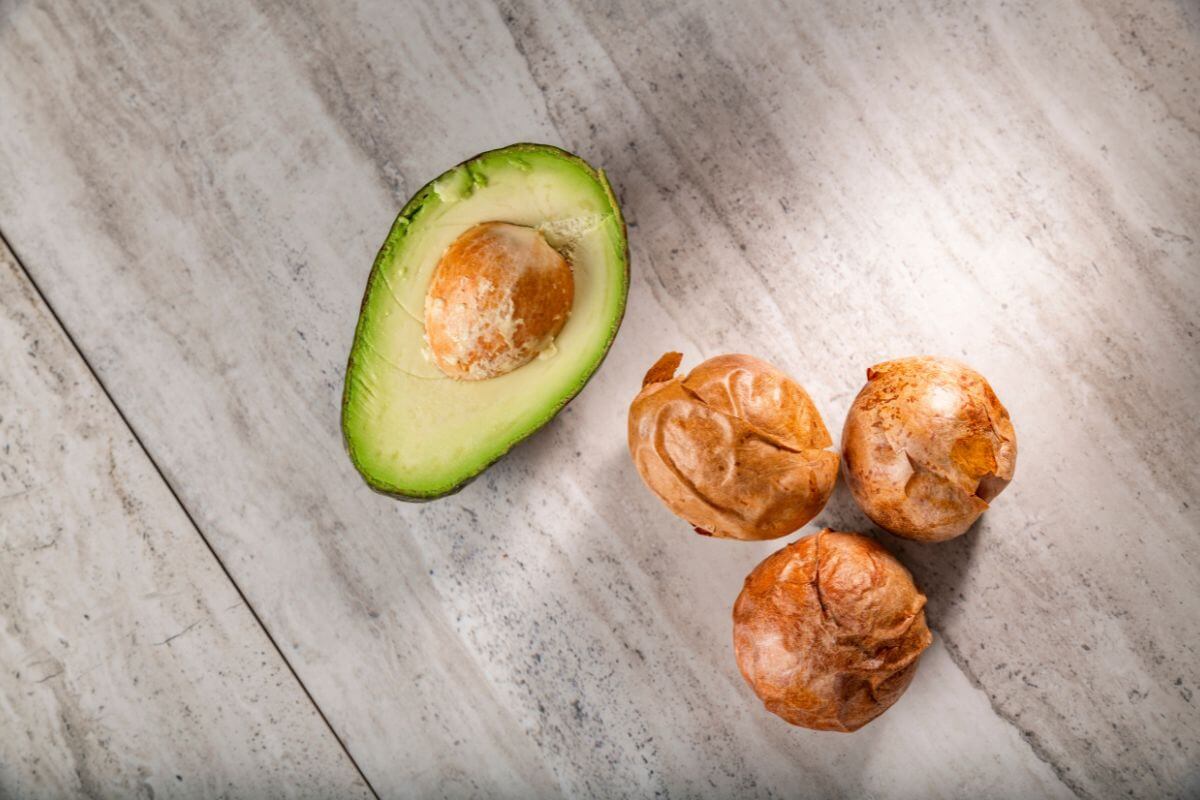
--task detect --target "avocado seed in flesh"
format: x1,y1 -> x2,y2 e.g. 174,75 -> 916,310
425,221 -> 573,380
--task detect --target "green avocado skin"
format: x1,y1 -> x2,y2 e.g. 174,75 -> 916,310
341,143 -> 630,501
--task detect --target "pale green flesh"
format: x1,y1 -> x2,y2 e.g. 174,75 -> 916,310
343,145 -> 627,498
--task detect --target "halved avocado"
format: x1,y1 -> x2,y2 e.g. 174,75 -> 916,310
342,143 -> 629,499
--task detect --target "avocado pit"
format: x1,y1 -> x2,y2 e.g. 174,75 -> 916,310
424,221 -> 574,380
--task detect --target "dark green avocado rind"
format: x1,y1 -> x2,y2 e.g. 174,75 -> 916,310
341,143 -> 630,501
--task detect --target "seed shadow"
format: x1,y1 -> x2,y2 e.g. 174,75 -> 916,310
814,472 -> 985,633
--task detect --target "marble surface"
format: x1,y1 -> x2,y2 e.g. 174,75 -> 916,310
0,0 -> 1197,798
0,243 -> 372,798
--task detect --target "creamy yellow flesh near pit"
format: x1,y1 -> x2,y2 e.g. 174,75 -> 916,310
342,145 -> 627,498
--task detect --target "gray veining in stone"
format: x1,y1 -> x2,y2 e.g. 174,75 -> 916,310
0,0 -> 1197,798
0,243 -> 372,798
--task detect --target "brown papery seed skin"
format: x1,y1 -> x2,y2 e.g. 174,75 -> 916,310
841,356 -> 1017,542
733,529 -> 932,732
627,352 -> 839,541
424,221 -> 573,380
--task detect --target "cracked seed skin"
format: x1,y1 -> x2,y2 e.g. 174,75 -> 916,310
842,356 -> 1017,542
627,352 -> 839,540
733,529 -> 932,731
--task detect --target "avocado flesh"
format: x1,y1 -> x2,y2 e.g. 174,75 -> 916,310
342,144 -> 629,499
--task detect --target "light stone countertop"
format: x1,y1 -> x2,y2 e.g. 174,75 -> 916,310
0,1 -> 1197,798
0,242 -> 371,797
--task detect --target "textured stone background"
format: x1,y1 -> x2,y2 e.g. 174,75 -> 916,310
1,1 -> 1197,798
